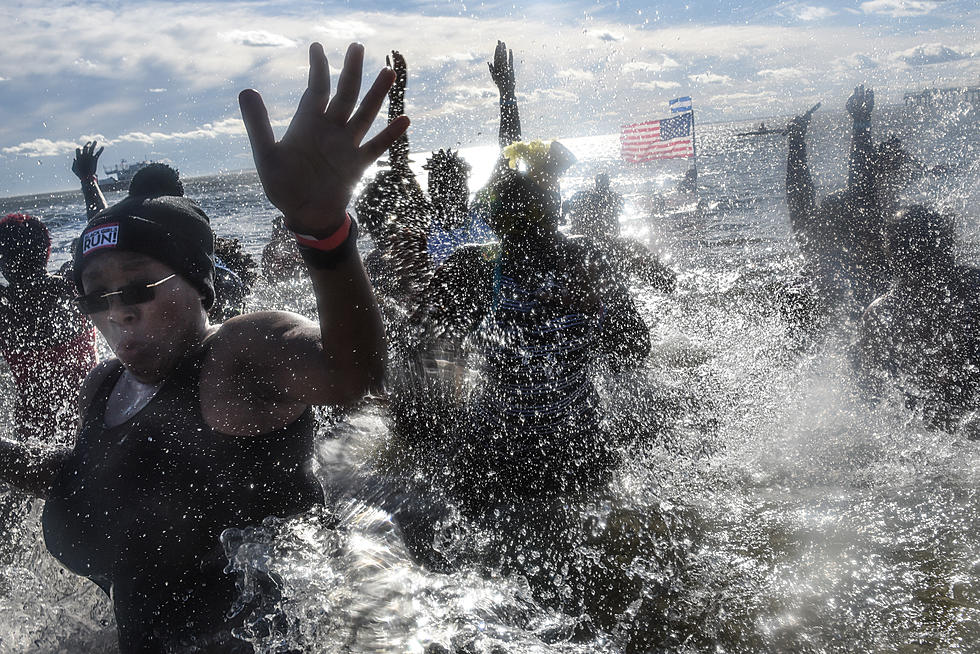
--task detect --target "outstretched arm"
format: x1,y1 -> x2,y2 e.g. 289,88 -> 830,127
238,42 -> 408,409
845,85 -> 877,215
72,141 -> 107,220
786,103 -> 820,235
489,41 -> 521,148
385,51 -> 430,213
386,51 -> 410,171
0,439 -> 69,499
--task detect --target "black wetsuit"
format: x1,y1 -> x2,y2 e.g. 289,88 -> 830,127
42,348 -> 323,653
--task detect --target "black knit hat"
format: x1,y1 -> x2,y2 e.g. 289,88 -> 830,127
73,195 -> 215,309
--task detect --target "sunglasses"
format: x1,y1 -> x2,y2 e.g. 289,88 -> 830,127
75,274 -> 177,315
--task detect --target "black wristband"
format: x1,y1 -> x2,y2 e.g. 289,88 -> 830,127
297,218 -> 360,270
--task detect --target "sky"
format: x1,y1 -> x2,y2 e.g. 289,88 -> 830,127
0,0 -> 977,196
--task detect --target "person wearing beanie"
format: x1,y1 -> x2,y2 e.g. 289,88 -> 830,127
73,146 -> 253,323
0,42 -> 403,652
0,213 -> 97,444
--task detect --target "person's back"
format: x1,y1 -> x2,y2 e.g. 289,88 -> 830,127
0,214 -> 96,442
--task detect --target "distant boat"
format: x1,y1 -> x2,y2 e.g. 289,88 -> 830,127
735,122 -> 786,138
102,159 -> 152,191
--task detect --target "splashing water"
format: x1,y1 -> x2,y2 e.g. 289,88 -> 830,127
0,103 -> 978,652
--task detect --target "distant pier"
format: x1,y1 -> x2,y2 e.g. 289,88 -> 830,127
904,85 -> 980,107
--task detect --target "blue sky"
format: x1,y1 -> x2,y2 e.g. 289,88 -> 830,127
0,0 -> 976,196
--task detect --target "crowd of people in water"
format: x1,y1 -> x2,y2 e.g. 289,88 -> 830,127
0,38 -> 973,652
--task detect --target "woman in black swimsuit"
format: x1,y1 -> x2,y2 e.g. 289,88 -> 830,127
0,41 -> 405,652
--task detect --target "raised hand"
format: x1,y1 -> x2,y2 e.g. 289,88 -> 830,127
386,50 -> 407,113
846,84 -> 874,123
239,43 -> 409,237
787,102 -> 821,135
488,40 -> 516,95
72,141 -> 104,180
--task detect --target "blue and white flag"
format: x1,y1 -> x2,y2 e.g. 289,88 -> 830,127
669,96 -> 692,113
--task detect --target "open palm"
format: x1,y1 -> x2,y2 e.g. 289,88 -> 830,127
240,43 -> 410,237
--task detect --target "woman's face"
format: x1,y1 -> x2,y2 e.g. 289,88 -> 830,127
81,250 -> 208,383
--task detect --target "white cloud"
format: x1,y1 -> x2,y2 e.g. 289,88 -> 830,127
2,118 -> 247,157
148,88 -> 167,93
315,19 -> 377,40
633,80 -> 682,90
894,42 -> 972,66
859,0 -> 938,17
0,76 -> 7,82
218,30 -> 297,48
422,101 -> 475,118
710,91 -> 770,103
622,57 -> 680,74
527,88 -> 579,103
834,53 -> 880,70
558,69 -> 595,81
587,29 -> 625,42
433,52 -> 482,64
757,67 -> 804,80
689,72 -> 732,84
2,138 -> 81,157
795,5 -> 837,20
451,85 -> 496,99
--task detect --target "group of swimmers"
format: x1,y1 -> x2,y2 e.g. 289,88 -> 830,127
785,85 -> 978,432
0,38 -> 972,652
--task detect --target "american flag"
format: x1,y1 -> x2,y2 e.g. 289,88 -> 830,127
620,112 -> 694,163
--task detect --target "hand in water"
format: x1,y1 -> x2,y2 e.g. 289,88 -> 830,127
846,84 -> 874,123
239,43 -> 409,237
72,141 -> 104,180
488,40 -> 516,95
787,102 -> 821,136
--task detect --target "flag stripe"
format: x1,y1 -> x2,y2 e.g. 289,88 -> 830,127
620,111 -> 694,162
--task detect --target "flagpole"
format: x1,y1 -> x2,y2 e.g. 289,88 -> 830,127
691,109 -> 698,194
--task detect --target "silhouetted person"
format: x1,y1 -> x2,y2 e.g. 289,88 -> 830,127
786,88 -> 887,313
857,205 -> 980,432
0,214 -> 96,443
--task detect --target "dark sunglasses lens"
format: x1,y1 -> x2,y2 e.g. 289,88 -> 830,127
118,285 -> 156,306
75,295 -> 109,315
74,284 -> 157,314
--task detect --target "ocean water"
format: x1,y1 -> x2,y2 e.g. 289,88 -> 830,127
1,100 -> 979,653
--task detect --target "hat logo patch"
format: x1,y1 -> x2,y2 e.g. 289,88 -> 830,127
82,223 -> 119,255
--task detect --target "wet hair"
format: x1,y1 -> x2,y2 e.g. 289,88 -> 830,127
424,149 -> 471,229
423,149 -> 471,179
0,213 -> 51,279
886,205 -> 954,266
129,163 -> 184,197
214,236 -> 259,291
